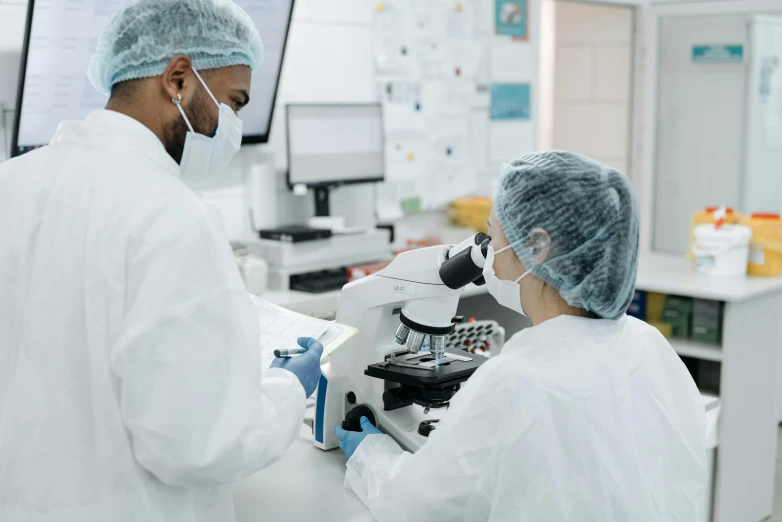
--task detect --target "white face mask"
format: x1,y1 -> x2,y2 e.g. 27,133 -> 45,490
482,244 -> 533,316
172,67 -> 243,181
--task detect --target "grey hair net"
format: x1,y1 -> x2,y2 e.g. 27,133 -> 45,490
88,0 -> 263,95
493,151 -> 640,320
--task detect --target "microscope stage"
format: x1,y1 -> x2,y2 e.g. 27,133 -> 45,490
366,351 -> 487,389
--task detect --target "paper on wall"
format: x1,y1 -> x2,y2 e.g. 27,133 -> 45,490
385,138 -> 429,180
444,41 -> 483,80
424,120 -> 474,208
488,120 -> 535,162
405,1 -> 446,41
376,179 -> 424,219
417,40 -> 447,78
490,42 -> 533,83
380,79 -> 426,136
375,4 -> 417,75
472,0 -> 495,37
469,109 -> 490,172
424,80 -> 473,116
444,1 -> 474,40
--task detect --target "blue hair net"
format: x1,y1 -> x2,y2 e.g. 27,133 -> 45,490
494,151 -> 640,320
88,0 -> 264,95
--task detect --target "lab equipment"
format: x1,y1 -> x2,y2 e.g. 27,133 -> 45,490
494,151 -> 640,320
247,229 -> 392,292
175,68 -> 243,181
342,315 -> 708,522
233,247 -> 269,296
314,233 -> 490,452
289,269 -> 349,294
687,207 -> 741,260
270,338 -> 324,398
259,225 -> 333,243
741,213 -> 782,276
286,104 -> 385,217
446,319 -> 505,357
691,299 -> 724,344
274,348 -> 308,358
692,223 -> 752,276
88,0 -> 263,95
662,295 -> 693,339
335,416 -> 382,459
0,109 -> 308,522
11,0 -> 294,156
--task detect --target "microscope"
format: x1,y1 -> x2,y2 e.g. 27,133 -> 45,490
314,233 -> 490,452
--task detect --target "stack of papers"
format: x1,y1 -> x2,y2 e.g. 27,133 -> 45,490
249,295 -> 357,369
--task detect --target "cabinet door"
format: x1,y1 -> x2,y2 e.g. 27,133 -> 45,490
653,14 -> 746,254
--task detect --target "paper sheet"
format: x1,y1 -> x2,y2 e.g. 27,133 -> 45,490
488,120 -> 535,162
445,41 -> 483,80
406,2 -> 445,41
375,6 -> 417,75
250,296 -> 357,370
417,40 -> 447,78
444,3 -> 473,40
380,79 -> 426,136
385,138 -> 429,180
490,43 -> 533,83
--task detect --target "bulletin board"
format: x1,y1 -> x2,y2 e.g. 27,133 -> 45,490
373,0 -> 536,220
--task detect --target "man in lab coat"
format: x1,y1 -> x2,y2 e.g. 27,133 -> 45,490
0,1 -> 321,521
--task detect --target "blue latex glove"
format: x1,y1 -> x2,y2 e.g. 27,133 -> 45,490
335,416 -> 382,459
270,337 -> 324,398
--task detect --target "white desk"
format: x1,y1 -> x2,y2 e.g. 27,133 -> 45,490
636,254 -> 782,522
233,426 -> 372,522
262,254 -> 782,522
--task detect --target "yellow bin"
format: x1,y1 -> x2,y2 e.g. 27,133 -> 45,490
448,197 -> 493,234
741,213 -> 782,276
687,207 -> 741,260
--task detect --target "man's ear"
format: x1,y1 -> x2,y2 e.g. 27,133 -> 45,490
160,55 -> 194,102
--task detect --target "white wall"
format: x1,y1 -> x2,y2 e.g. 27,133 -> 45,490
551,0 -> 634,175
226,0 -> 379,228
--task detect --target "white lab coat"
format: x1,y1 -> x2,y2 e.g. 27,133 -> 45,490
345,315 -> 707,522
0,110 -> 305,522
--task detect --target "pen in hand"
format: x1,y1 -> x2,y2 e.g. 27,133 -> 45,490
274,348 -> 308,358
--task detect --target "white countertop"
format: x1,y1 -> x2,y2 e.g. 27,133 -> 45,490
233,426 -> 373,522
636,254 -> 782,302
261,254 -> 782,314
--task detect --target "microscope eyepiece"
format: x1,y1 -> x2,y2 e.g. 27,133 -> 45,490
439,233 -> 491,290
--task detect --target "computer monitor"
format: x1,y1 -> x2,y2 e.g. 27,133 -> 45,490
286,104 -> 385,216
11,0 -> 294,157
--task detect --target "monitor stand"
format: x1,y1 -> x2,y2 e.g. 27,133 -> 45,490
309,185 -> 365,235
314,186 -> 332,217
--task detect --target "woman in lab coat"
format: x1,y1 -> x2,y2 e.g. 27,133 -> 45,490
335,151 -> 707,522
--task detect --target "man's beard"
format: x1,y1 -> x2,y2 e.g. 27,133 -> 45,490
163,89 -> 217,165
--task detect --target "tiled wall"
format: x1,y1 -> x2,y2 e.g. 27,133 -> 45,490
552,0 -> 634,175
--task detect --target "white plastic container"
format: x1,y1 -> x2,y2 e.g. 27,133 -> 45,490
692,224 -> 752,276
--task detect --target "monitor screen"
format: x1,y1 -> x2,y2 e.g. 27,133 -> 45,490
287,104 -> 385,187
12,0 -> 293,157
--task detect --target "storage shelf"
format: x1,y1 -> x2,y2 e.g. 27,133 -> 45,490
669,338 -> 723,362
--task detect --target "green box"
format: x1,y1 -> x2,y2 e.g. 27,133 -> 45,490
671,321 -> 692,339
692,325 -> 721,344
664,295 -> 693,314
